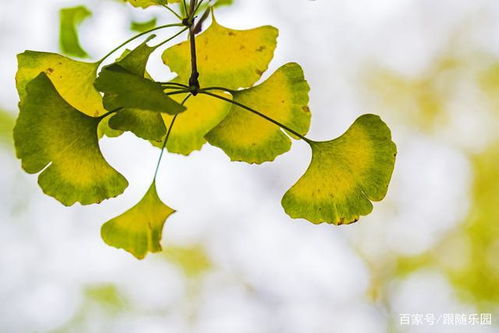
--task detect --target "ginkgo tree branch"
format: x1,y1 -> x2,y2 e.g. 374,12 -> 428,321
161,82 -> 190,88
96,23 -> 184,65
153,93 -> 193,180
187,0 -> 200,94
200,90 -> 313,144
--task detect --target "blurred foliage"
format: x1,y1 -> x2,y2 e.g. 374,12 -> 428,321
362,36 -> 499,315
130,17 -> 157,32
366,57 -> 460,131
395,143 -> 499,308
163,244 -> 212,277
59,6 -> 92,58
480,62 -> 499,113
85,284 -> 126,311
54,284 -> 127,333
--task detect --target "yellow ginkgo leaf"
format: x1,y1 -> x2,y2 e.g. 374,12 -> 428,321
161,90 -> 232,155
162,18 -> 278,89
101,182 -> 175,259
282,114 -> 397,225
124,0 -> 178,9
14,73 -> 128,206
16,51 -> 105,117
205,63 -> 311,164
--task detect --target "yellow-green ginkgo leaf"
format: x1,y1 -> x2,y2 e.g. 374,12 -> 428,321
282,114 -> 397,225
94,64 -> 186,115
16,51 -> 105,117
125,0 -> 165,9
102,38 -> 168,141
101,181 -> 175,259
14,73 -> 128,206
98,114 -> 124,139
124,0 -> 178,9
205,63 -> 311,164
110,109 -> 166,141
160,90 -> 232,155
163,18 -> 278,89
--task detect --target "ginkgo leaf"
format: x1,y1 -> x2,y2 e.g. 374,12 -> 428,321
282,114 -> 397,225
101,181 -> 175,259
124,0 -> 178,9
109,109 -> 166,141
161,90 -> 232,155
163,17 -> 278,89
59,6 -> 92,58
94,64 -> 186,115
101,37 -> 168,140
16,51 -> 105,117
116,36 -> 156,76
98,115 -> 124,139
14,73 -> 128,206
206,63 -> 311,164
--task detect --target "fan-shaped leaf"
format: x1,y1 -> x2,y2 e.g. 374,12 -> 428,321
110,109 -> 167,141
98,37 -> 170,140
163,18 -> 278,89
94,64 -> 186,115
16,51 -> 105,117
161,91 -> 232,155
101,182 -> 175,259
206,63 -> 311,163
14,73 -> 128,206
282,114 -> 396,225
126,0 -> 163,8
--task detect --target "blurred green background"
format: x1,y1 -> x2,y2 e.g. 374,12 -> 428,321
0,0 -> 498,332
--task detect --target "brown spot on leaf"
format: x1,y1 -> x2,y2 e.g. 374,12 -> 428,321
228,31 -> 235,36
255,69 -> 264,76
256,46 -> 266,52
240,45 -> 246,50
302,106 -> 310,113
46,68 -> 54,73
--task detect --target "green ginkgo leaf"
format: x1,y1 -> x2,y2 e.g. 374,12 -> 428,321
163,17 -> 278,89
16,51 -> 105,117
98,114 -> 124,139
110,109 -> 167,141
101,181 -> 175,259
14,73 -> 128,206
282,114 -> 397,225
94,63 -> 186,115
116,36 -> 156,76
59,6 -> 92,58
102,37 -> 168,140
160,90 -> 232,155
206,63 -> 311,164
